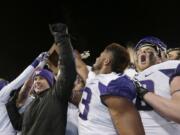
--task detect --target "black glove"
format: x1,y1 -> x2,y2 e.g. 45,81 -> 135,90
134,80 -> 149,100
49,23 -> 68,43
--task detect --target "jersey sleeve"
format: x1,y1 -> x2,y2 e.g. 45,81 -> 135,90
175,63 -> 180,74
0,65 -> 35,103
99,75 -> 136,101
169,63 -> 180,84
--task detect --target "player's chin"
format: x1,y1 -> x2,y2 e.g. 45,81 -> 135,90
139,63 -> 150,70
34,88 -> 46,94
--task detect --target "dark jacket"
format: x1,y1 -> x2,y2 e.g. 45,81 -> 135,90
22,33 -> 76,134
6,90 -> 23,131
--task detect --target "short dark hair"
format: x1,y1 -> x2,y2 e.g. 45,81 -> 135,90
105,43 -> 130,73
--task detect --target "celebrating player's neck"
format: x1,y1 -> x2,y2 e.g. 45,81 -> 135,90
92,66 -> 112,75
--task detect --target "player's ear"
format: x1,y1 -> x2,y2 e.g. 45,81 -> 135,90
104,57 -> 111,66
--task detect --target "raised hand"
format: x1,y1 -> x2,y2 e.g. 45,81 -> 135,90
49,23 -> 68,43
36,52 -> 49,62
31,52 -> 49,68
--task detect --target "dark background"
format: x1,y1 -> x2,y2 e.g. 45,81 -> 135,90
0,1 -> 180,81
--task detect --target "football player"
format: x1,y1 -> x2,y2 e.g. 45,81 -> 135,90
134,36 -> 180,135
75,43 -> 145,135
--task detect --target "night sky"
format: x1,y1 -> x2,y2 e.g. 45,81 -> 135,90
0,0 -> 180,81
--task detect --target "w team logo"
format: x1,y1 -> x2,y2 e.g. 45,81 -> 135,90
35,70 -> 41,75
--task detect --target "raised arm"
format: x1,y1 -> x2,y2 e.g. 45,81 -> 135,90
16,77 -> 33,108
0,52 -> 48,103
74,50 -> 89,82
49,23 -> 76,100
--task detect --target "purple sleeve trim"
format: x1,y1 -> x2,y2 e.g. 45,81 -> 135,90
31,59 -> 39,68
99,76 -> 136,101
